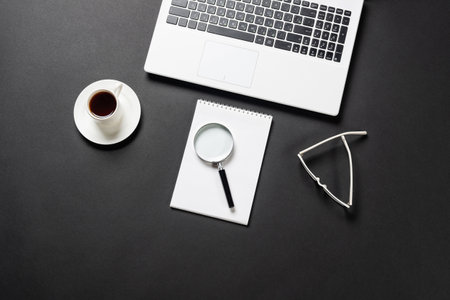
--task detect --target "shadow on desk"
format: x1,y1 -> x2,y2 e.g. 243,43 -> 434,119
77,114 -> 143,151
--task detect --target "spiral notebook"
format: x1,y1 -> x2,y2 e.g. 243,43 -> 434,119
170,100 -> 273,225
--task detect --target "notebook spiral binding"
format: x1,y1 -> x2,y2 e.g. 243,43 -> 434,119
198,99 -> 273,119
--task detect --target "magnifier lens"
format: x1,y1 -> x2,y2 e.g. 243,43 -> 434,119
194,124 -> 233,163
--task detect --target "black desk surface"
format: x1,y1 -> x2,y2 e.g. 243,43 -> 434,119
1,1 -> 449,299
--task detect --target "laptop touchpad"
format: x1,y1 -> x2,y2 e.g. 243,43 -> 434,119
198,41 -> 258,88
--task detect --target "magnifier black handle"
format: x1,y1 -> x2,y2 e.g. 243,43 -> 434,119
219,169 -> 234,208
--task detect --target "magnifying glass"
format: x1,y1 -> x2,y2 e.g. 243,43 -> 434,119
194,123 -> 235,208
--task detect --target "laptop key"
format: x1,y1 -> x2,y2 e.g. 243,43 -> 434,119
264,8 -> 274,17
302,36 -> 310,45
265,18 -> 274,27
342,17 -> 350,25
167,15 -> 178,25
207,24 -> 255,42
334,15 -> 342,24
226,9 -> 236,18
318,11 -> 325,20
330,33 -> 337,41
226,0 -> 235,9
209,15 -> 219,24
317,49 -> 325,58
188,20 -> 197,29
274,20 -> 283,29
325,51 -> 333,60
169,6 -> 190,18
207,5 -> 217,14
236,2 -> 245,11
300,7 -> 317,18
245,14 -> 255,23
200,13 -> 209,22
217,7 -> 226,16
229,20 -> 238,28
255,35 -> 265,44
188,1 -> 197,9
277,30 -> 286,39
271,1 -> 281,10
336,44 -> 344,53
255,6 -> 264,15
286,32 -> 302,43
236,12 -> 245,20
248,24 -> 257,32
332,24 -> 340,33
219,18 -> 228,26
338,26 -> 347,43
315,20 -> 323,29
327,42 -> 335,51
309,47 -> 317,56
300,46 -> 308,54
333,52 -> 341,62
291,5 -> 300,14
275,40 -> 292,51
292,43 -> 300,53
198,22 -> 207,31
283,13 -> 293,22
265,37 -> 274,47
284,23 -> 293,32
245,4 -> 255,13
281,3 -> 290,12
274,11 -> 284,20
178,18 -> 188,27
238,22 -> 248,31
293,25 -> 312,36
267,28 -> 276,37
293,15 -> 302,24
262,0 -> 271,8
172,0 -> 188,8
258,26 -> 267,35
190,11 -> 200,20
303,17 -> 314,27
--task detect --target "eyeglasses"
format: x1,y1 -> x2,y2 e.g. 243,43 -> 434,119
297,131 -> 367,209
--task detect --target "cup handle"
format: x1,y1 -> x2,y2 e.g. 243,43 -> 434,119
113,84 -> 123,99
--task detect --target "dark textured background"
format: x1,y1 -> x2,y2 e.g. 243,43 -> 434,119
1,0 -> 449,299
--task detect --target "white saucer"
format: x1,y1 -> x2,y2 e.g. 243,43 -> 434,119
74,79 -> 141,145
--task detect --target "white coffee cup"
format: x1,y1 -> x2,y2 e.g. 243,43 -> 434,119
86,84 -> 123,129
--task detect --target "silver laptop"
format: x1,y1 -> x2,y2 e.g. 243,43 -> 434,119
144,0 -> 363,116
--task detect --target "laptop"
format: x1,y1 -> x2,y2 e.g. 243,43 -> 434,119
144,0 -> 364,116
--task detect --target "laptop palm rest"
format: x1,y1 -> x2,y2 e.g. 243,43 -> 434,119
198,41 -> 258,88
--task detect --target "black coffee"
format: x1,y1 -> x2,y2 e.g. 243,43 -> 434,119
89,91 -> 117,117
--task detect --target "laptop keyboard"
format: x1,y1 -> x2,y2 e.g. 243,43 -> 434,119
166,0 -> 352,63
